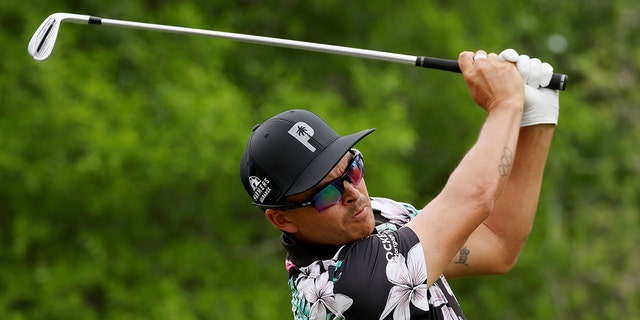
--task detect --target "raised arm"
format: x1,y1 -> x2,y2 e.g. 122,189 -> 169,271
405,50 -> 524,287
445,51 -> 560,278
444,124 -> 555,277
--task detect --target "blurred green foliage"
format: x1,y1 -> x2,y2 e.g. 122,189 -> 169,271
1,0 -> 639,319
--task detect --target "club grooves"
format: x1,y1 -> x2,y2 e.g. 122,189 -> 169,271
37,22 -> 54,52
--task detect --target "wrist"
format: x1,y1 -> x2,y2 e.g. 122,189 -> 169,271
488,98 -> 524,116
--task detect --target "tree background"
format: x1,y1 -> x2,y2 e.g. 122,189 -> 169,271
1,0 -> 638,319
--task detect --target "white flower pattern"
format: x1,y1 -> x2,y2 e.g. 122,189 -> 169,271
295,260 -> 353,320
376,198 -> 416,226
379,244 -> 429,320
300,271 -> 353,319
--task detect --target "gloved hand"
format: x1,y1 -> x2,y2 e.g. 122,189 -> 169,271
499,49 -> 559,126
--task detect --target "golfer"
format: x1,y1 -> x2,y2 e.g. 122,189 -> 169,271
240,49 -> 559,319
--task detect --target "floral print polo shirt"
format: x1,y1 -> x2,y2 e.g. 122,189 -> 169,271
282,197 -> 467,320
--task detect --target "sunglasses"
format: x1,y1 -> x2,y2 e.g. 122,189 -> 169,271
266,149 -> 364,212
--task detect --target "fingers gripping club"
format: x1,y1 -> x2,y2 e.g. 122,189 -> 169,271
498,48 -> 560,126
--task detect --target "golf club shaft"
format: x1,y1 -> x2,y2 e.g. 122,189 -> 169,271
98,16 -> 567,90
31,14 -> 568,90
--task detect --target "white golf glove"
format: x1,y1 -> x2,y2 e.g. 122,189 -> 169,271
499,49 -> 559,127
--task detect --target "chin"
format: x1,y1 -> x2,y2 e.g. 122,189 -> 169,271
359,212 -> 376,237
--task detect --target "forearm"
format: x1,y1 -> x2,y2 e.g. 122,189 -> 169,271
483,124 -> 555,256
444,50 -> 560,278
412,49 -> 527,287
446,107 -> 523,206
411,105 -> 523,286
443,124 -> 554,278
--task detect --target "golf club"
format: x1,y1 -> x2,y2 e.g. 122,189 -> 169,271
28,12 -> 567,90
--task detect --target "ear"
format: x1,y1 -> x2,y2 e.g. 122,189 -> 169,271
265,209 -> 298,233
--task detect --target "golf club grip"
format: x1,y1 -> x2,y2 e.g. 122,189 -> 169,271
415,56 -> 567,91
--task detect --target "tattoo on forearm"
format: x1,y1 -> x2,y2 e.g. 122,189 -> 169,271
455,246 -> 470,267
498,146 -> 513,177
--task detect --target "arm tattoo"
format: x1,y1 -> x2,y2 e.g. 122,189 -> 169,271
455,246 -> 470,267
498,146 -> 514,177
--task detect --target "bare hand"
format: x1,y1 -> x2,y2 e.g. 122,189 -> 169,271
458,50 -> 524,113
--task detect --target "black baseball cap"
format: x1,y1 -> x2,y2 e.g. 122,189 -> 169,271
240,109 -> 375,208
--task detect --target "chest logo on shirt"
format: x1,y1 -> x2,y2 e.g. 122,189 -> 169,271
377,232 -> 400,262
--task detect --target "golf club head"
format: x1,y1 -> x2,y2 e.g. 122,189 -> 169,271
28,13 -> 92,61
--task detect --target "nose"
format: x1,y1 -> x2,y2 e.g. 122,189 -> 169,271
341,179 -> 361,204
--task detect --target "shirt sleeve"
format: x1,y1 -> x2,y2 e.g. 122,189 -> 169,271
332,227 -> 430,319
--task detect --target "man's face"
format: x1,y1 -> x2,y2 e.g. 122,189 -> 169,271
270,152 -> 375,245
